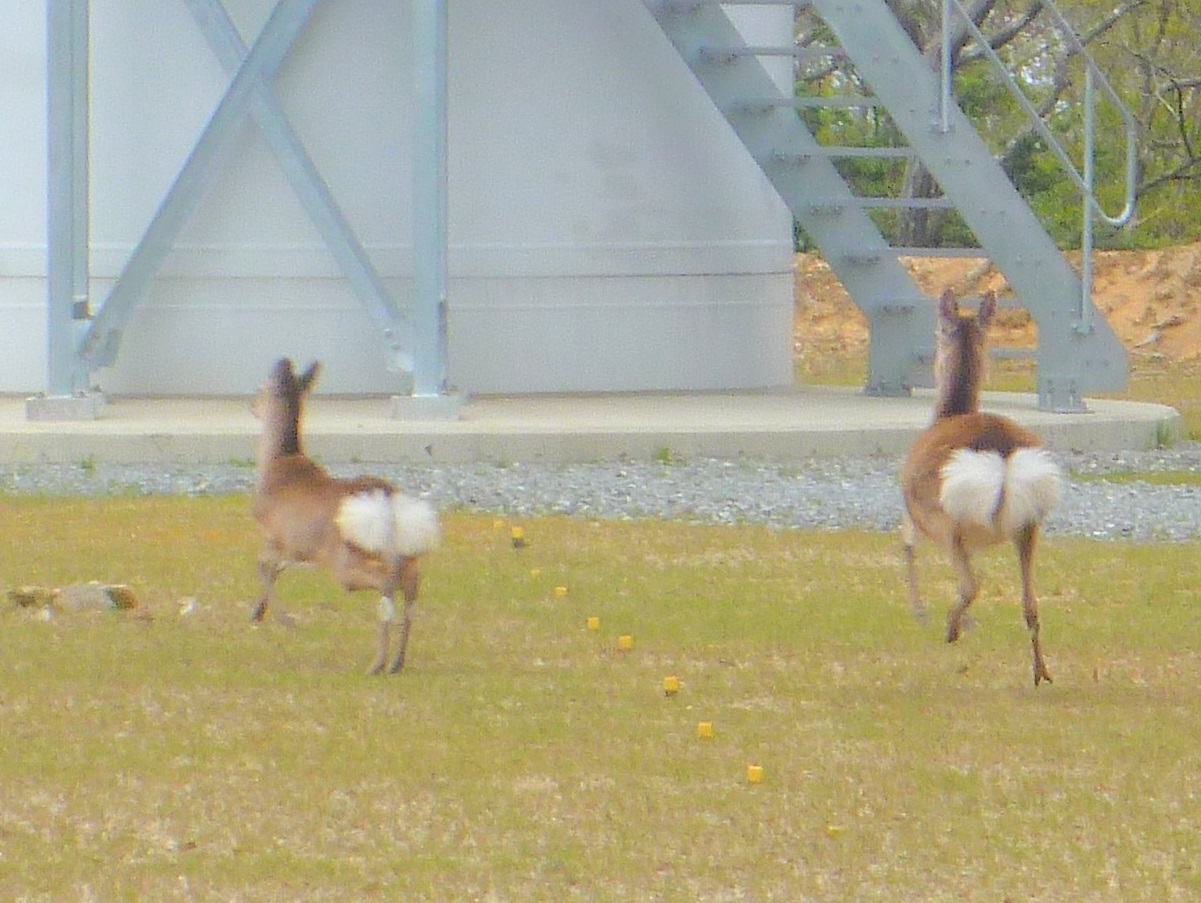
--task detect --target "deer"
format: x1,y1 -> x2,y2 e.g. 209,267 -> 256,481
250,358 -> 440,675
900,289 -> 1062,686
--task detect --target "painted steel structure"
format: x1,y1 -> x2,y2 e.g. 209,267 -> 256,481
643,0 -> 1134,412
40,0 -> 434,410
12,1 -> 794,407
20,1 -> 1133,414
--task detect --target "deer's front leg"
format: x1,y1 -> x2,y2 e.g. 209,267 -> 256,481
901,515 -> 926,624
251,544 -> 284,623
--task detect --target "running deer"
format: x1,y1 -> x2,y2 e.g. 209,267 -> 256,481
251,358 -> 439,674
900,289 -> 1062,685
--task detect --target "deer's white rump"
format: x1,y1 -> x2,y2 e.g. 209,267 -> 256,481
940,447 -> 1061,541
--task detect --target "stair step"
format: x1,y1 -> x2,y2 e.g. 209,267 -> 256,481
741,96 -> 882,111
661,0 -> 812,11
991,348 -> 1037,360
699,46 -> 846,65
767,147 -> 912,162
887,247 -> 989,258
806,197 -> 957,212
768,96 -> 883,109
835,244 -> 984,262
733,99 -> 881,117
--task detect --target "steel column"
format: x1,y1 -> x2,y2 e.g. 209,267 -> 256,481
411,0 -> 450,396
44,0 -> 90,397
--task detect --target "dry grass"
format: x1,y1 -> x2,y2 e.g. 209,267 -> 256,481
1,497 -> 1201,901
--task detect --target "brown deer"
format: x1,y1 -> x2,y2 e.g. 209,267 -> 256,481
251,358 -> 439,675
900,289 -> 1062,685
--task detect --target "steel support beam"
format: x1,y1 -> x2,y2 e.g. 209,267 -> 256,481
410,0 -> 450,397
43,0 -> 91,399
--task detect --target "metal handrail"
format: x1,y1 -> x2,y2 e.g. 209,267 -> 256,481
940,0 -> 1137,331
940,0 -> 1136,228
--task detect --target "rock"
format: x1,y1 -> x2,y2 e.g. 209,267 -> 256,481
1134,330 -> 1162,348
58,582 -> 139,611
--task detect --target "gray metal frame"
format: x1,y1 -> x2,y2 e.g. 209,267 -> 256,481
645,0 -> 1131,412
37,0 -> 450,416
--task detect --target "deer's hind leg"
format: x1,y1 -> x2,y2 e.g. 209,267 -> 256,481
945,535 -> 979,644
901,514 -> 926,624
368,595 -> 396,676
251,542 -> 285,622
387,558 -> 421,674
1016,524 -> 1052,686
328,547 -> 395,675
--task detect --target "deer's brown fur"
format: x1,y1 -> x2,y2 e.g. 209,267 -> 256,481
251,359 -> 439,674
900,290 -> 1061,686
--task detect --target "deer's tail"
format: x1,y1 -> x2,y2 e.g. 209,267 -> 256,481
336,490 -> 440,557
940,447 -> 1061,538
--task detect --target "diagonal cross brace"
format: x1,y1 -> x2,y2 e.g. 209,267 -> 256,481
81,0 -> 411,371
182,0 -> 413,370
80,0 -> 319,367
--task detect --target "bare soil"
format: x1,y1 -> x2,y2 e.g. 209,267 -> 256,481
793,240 -> 1201,368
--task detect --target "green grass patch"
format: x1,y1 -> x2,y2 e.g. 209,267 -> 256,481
797,348 -> 1201,444
0,497 -> 1200,900
1073,470 -> 1201,486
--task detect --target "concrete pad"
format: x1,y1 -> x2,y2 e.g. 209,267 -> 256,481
0,388 -> 1180,466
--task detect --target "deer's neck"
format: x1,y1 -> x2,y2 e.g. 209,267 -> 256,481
932,332 -> 983,420
256,400 -> 304,487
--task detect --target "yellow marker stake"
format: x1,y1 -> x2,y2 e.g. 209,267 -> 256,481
587,616 -> 600,631
697,721 -> 714,739
746,765 -> 764,784
617,635 -> 634,651
663,675 -> 680,696
554,586 -> 568,598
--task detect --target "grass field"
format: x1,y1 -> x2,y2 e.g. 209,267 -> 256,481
2,494 -> 1201,901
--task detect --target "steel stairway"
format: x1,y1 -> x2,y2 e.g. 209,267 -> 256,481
641,0 -> 1130,411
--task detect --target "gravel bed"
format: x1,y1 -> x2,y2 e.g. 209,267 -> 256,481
4,444 -> 1201,542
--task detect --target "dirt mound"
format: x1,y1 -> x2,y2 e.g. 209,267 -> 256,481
793,241 -> 1201,367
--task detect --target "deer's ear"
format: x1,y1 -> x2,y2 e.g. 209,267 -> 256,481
938,288 -> 958,324
978,291 -> 997,330
298,361 -> 321,392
